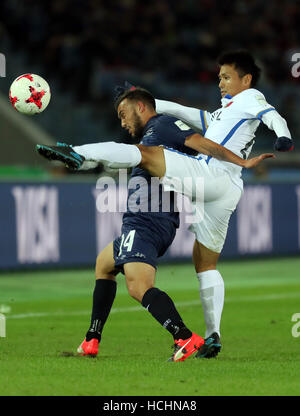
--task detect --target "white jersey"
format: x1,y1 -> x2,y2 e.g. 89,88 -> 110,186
156,88 -> 290,190
199,88 -> 274,188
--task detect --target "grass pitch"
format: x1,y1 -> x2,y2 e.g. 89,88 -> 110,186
0,257 -> 299,396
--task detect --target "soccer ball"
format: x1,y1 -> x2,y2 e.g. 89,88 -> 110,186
9,73 -> 51,115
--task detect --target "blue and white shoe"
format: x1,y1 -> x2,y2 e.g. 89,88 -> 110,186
194,332 -> 221,359
36,142 -> 84,170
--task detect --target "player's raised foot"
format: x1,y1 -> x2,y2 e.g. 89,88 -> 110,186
194,332 -> 221,359
168,332 -> 205,362
77,338 -> 99,357
36,142 -> 84,170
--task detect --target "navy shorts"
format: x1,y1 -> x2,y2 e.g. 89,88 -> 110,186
113,219 -> 176,273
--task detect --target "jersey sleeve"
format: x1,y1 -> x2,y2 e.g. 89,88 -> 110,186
243,90 -> 275,120
261,110 -> 291,138
155,99 -> 211,134
155,117 -> 196,148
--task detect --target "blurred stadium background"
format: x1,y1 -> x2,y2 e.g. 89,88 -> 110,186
0,0 -> 300,399
0,0 -> 299,269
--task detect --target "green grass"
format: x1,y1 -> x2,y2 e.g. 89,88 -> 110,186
0,257 -> 300,396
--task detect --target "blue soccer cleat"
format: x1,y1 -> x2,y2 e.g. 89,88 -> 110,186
36,142 -> 84,170
194,332 -> 221,359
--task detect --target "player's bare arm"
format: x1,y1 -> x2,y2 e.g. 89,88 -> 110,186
184,133 -> 275,169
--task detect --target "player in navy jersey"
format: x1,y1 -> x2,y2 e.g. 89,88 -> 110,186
121,110 -> 198,232
37,87 -> 205,361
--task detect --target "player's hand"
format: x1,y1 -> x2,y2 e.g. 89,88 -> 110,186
243,153 -> 275,169
274,137 -> 294,152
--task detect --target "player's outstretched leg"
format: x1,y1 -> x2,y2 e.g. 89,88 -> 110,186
37,141 -> 166,177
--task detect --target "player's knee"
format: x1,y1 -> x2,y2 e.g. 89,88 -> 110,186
193,257 -> 218,273
126,282 -> 141,302
196,264 -> 217,274
125,275 -> 139,300
126,276 -> 148,302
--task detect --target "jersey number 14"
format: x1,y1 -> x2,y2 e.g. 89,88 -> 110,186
118,230 -> 136,255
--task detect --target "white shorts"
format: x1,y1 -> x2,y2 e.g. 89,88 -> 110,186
161,148 -> 242,253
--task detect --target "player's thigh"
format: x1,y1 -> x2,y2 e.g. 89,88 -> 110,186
124,262 -> 156,301
95,241 -> 118,279
160,149 -> 211,199
161,151 -> 236,204
137,144 -> 166,178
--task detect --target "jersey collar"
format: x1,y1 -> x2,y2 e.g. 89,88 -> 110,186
221,94 -> 233,108
142,114 -> 160,135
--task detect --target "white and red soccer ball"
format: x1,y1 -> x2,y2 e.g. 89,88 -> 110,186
9,73 -> 51,115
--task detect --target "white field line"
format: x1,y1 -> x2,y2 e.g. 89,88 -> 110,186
6,292 -> 300,320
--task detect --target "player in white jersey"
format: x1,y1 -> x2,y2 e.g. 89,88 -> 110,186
36,51 -> 293,359
153,50 -> 294,357
156,84 -> 292,191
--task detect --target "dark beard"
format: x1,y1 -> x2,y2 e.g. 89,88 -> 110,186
131,112 -> 144,139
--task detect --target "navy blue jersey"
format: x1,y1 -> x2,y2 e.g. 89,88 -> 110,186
122,114 -> 197,229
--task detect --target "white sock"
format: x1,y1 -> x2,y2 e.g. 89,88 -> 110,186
78,160 -> 98,171
197,270 -> 224,338
73,142 -> 142,169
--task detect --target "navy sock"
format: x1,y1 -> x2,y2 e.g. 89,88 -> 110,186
86,279 -> 117,341
141,288 -> 192,340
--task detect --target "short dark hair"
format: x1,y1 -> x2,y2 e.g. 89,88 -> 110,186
114,87 -> 156,111
217,50 -> 261,87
